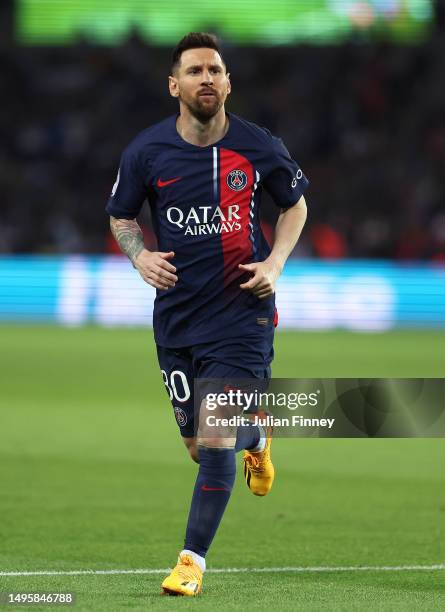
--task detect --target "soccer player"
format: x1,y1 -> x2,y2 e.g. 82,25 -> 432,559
106,32 -> 308,596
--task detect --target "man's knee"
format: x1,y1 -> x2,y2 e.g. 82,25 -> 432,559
196,436 -> 236,449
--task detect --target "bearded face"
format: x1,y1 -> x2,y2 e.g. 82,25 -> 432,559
169,48 -> 231,123
179,85 -> 224,122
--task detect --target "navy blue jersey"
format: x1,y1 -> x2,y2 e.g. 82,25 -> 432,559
106,112 -> 308,348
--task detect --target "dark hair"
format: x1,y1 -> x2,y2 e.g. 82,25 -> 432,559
171,32 -> 225,73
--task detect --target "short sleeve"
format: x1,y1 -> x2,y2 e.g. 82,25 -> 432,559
105,146 -> 147,219
263,136 -> 309,209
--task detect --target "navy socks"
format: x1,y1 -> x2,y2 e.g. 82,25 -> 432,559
184,426 -> 261,558
184,447 -> 236,557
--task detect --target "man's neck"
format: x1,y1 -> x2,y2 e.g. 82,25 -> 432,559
176,107 -> 229,147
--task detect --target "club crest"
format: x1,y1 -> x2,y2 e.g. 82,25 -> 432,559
227,169 -> 248,191
174,407 -> 187,426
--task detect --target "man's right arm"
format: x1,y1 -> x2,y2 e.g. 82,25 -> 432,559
110,216 -> 177,290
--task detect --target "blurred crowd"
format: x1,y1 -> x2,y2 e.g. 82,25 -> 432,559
2,25 -> 445,260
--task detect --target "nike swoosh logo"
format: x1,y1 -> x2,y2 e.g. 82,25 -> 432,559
201,485 -> 230,492
157,177 -> 182,188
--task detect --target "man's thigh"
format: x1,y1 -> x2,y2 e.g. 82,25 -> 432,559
156,345 -> 196,439
156,334 -> 274,439
193,335 -> 273,443
193,334 -> 273,392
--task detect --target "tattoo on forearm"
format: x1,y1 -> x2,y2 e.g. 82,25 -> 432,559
110,217 -> 144,263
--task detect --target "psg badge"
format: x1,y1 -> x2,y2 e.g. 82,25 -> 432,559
226,169 -> 248,191
174,406 -> 188,426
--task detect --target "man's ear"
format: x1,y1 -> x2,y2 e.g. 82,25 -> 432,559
226,72 -> 231,95
169,75 -> 179,98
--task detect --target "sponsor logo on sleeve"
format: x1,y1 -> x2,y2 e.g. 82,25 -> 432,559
291,169 -> 303,188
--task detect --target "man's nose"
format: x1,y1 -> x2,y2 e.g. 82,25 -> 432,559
201,70 -> 213,84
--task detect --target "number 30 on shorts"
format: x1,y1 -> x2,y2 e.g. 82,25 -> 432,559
161,370 -> 191,402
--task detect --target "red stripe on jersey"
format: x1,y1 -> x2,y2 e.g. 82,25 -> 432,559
273,307 -> 279,328
219,148 -> 255,287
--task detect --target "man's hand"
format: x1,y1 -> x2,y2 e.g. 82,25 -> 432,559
239,196 -> 308,299
134,249 -> 178,290
109,216 -> 178,291
239,258 -> 282,299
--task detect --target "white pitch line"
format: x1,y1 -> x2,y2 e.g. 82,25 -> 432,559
1,564 -> 444,577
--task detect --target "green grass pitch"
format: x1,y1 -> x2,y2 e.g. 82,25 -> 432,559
0,325 -> 444,610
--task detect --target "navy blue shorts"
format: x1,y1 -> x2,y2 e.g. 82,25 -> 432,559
156,334 -> 274,438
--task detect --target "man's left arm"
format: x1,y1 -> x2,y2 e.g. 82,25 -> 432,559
239,195 -> 307,299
